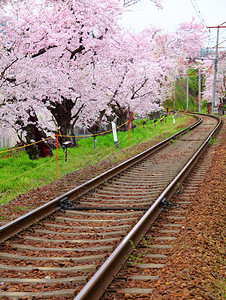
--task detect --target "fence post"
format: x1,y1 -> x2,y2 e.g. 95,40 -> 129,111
127,113 -> 134,148
127,120 -> 131,148
55,134 -> 59,181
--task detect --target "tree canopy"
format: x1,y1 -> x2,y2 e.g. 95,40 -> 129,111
0,0 -> 207,158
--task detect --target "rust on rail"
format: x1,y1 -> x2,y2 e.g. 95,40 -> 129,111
74,114 -> 221,300
0,114 -> 202,243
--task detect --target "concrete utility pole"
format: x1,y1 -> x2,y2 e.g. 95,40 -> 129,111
198,67 -> 202,113
173,80 -> 176,111
207,22 -> 226,114
212,26 -> 219,114
186,70 -> 189,111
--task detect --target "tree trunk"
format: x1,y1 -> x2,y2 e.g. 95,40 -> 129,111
110,102 -> 131,131
25,111 -> 53,160
46,97 -> 77,146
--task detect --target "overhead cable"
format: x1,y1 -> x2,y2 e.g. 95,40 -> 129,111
189,0 -> 207,28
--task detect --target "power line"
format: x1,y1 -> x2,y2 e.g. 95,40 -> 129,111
193,0 -> 207,27
219,29 -> 226,36
209,39 -> 226,48
207,23 -> 226,49
189,0 -> 207,28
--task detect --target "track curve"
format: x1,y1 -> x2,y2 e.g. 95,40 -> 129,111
0,113 -> 221,299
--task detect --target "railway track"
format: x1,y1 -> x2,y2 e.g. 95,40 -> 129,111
100,154 -> 214,299
0,113 -> 221,299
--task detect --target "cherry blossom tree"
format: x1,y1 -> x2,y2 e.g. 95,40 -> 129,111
104,30 -> 169,123
0,0 -> 207,159
78,29 -> 166,132
153,18 -> 207,105
0,0 -> 164,150
201,54 -> 225,113
0,0 -> 124,150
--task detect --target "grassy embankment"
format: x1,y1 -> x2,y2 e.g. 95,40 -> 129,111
0,114 -> 192,205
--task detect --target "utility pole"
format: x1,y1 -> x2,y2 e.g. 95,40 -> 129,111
198,67 -> 202,113
186,69 -> 189,111
212,26 -> 219,114
173,80 -> 176,111
207,22 -> 226,114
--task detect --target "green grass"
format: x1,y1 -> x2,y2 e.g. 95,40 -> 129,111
0,114 -> 192,205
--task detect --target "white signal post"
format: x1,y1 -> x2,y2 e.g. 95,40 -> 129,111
111,121 -> 118,149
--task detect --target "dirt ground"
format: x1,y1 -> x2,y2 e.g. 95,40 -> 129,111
148,118 -> 226,300
0,120 -> 195,227
0,117 -> 225,300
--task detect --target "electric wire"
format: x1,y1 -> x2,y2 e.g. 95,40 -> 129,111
219,29 -> 226,36
189,0 -> 207,28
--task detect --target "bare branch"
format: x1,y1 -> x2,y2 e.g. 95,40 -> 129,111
131,78 -> 148,99
0,58 -> 18,80
31,45 -> 57,58
124,0 -> 141,7
72,104 -> 85,126
66,45 -> 85,59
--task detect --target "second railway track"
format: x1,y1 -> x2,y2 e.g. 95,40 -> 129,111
0,113 -> 221,299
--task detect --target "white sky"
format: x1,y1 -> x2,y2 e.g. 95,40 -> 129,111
120,0 -> 226,49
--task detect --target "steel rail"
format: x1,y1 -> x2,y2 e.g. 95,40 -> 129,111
0,114 -> 201,243
74,114 -> 221,300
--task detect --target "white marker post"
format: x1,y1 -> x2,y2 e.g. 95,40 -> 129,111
173,115 -> 175,125
111,121 -> 118,149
